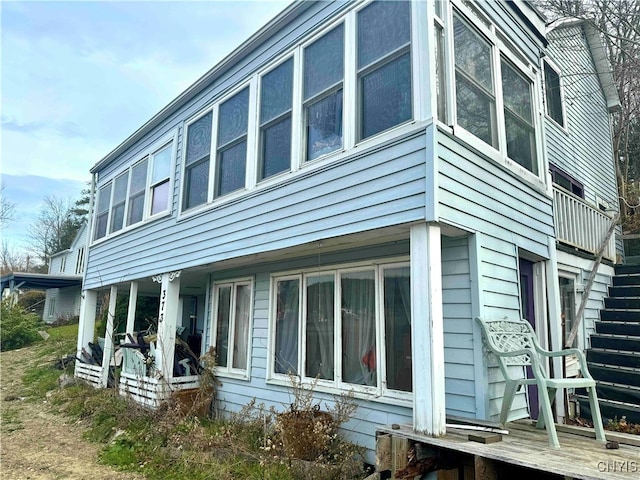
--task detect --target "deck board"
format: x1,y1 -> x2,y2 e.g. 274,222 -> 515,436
377,421 -> 639,479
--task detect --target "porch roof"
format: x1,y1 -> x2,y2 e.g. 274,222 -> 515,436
1,272 -> 82,292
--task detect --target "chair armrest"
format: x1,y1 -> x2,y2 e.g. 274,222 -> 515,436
536,347 -> 593,378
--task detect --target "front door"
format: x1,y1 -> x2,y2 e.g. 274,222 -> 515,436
519,258 -> 539,419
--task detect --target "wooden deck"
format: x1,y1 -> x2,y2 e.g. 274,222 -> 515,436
377,421 -> 639,480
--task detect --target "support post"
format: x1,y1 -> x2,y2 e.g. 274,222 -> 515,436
76,289 -> 97,367
155,271 -> 181,382
126,282 -> 138,335
411,222 -> 446,436
100,285 -> 117,388
546,236 -> 565,421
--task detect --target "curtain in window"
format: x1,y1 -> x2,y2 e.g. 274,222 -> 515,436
384,267 -> 412,392
306,275 -> 335,380
275,279 -> 299,374
232,285 -> 251,370
341,271 -> 376,386
215,286 -> 231,368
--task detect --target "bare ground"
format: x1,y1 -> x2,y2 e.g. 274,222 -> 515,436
0,346 -> 144,480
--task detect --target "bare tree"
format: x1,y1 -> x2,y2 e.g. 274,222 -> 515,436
0,240 -> 39,274
536,0 -> 640,232
27,196 -> 81,270
0,183 -> 15,228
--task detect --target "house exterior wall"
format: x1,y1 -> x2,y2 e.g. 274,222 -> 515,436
43,286 -> 81,323
77,0 -> 572,448
544,25 -> 618,210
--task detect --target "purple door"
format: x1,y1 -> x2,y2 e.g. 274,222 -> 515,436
519,258 -> 539,419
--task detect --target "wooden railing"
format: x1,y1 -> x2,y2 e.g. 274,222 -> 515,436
553,187 -> 616,261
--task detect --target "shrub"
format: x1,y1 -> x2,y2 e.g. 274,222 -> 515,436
16,290 -> 46,318
0,301 -> 43,351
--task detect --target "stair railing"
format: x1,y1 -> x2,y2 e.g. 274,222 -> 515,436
565,212 -> 620,349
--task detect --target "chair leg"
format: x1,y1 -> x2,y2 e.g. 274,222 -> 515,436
500,381 -> 519,426
587,386 -> 607,442
537,385 -> 559,448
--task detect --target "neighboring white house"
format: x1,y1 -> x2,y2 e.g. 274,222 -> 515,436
73,0 -> 620,462
42,222 -> 88,323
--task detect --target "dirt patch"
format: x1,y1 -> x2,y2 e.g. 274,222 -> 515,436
0,347 -> 144,479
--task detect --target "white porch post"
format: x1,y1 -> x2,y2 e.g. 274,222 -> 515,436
546,235 -> 565,420
154,271 -> 181,382
411,222 -> 446,436
100,285 -> 118,388
125,281 -> 138,335
76,289 -> 97,364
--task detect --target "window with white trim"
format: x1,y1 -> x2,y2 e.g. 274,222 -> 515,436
75,247 -> 85,274
110,172 -> 128,233
211,279 -> 253,376
271,261 -> 412,396
93,138 -> 175,241
183,111 -> 213,210
447,4 -> 540,177
303,23 -> 344,161
357,1 -> 412,140
48,297 -> 56,318
543,60 -> 565,127
216,88 -> 250,197
59,256 -> 66,273
259,58 -> 293,179
94,183 -> 112,240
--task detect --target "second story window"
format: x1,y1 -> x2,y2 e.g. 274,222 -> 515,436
543,60 -> 565,127
75,246 -> 85,274
150,144 -> 172,215
304,24 -> 344,161
216,88 -> 249,197
501,59 -> 536,174
127,159 -> 148,226
110,173 -> 128,233
259,58 -> 293,180
357,1 -> 412,140
453,14 -> 496,148
184,112 -> 212,210
94,183 -> 111,240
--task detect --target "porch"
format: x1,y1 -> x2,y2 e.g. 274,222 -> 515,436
376,421 -> 639,479
553,186 -> 617,262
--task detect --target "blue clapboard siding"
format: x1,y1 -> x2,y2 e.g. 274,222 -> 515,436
545,25 -> 617,208
437,130 -> 555,259
198,236 -> 475,461
86,131 -> 428,289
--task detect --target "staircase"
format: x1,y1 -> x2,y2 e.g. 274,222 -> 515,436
576,264 -> 640,424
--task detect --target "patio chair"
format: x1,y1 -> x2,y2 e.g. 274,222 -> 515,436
475,317 -> 606,448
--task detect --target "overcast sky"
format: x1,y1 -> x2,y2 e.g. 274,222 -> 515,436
1,0 -> 290,253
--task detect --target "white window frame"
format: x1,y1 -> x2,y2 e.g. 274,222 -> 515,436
210,278 -> 254,379
59,256 -> 66,273
445,0 -> 545,188
91,131 -> 177,244
48,297 -> 56,318
267,257 -> 412,404
75,247 -> 85,274
542,58 -> 568,131
256,54 -> 296,183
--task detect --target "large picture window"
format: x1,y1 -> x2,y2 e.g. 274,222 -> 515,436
259,59 -> 293,180
212,279 -> 253,375
216,88 -> 249,197
357,1 -> 412,140
304,24 -> 344,161
271,261 -> 411,397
